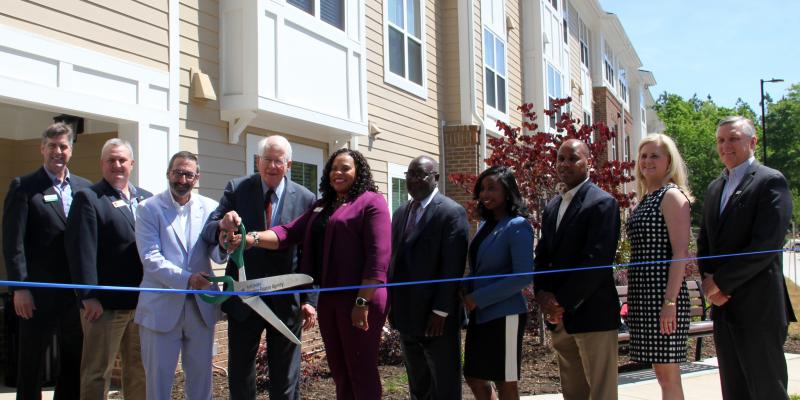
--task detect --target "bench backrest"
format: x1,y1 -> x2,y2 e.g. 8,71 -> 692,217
617,279 -> 709,320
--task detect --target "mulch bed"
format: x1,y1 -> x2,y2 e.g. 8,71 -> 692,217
163,326 -> 800,399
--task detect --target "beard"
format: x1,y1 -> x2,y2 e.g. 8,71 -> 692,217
170,182 -> 193,198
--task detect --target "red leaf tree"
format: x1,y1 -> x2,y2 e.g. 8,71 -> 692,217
448,98 -> 636,231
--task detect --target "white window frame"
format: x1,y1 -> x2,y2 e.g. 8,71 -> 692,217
603,41 -> 615,89
387,162 -> 410,216
383,0 -> 428,98
546,62 -> 564,130
286,0 -> 346,31
484,27 -> 509,119
579,18 -> 590,68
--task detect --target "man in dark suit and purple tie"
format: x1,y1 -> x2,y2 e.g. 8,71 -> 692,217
698,116 -> 796,399
389,155 -> 469,400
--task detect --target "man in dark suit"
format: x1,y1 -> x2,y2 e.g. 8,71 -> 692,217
202,135 -> 315,400
2,123 -> 90,400
698,116 -> 796,400
533,139 -> 621,400
388,155 -> 469,400
65,138 -> 152,400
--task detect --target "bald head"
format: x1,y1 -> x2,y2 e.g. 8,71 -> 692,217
406,155 -> 439,200
561,139 -> 591,159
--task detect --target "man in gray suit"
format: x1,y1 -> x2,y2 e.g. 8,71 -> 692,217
698,116 -> 796,399
134,151 -> 227,399
388,155 -> 469,400
202,136 -> 316,400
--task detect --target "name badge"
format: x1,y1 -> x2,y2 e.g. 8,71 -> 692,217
112,200 -> 127,208
43,194 -> 58,203
313,207 -> 324,213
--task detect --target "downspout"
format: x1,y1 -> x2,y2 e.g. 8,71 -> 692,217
467,0 -> 486,171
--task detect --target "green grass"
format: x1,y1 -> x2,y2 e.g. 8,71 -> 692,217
789,279 -> 800,339
788,394 -> 799,400
383,372 -> 409,394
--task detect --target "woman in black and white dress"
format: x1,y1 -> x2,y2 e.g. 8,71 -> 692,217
627,133 -> 693,400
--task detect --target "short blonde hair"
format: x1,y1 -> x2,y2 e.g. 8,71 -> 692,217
634,133 -> 694,202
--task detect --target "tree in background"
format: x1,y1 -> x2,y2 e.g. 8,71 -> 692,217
764,83 -> 800,224
653,93 -> 757,225
448,98 -> 635,231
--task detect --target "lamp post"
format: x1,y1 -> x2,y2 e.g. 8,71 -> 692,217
760,78 -> 784,166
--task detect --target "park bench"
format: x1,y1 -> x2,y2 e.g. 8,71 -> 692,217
617,279 -> 714,361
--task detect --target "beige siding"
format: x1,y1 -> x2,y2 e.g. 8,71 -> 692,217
439,0 -> 461,124
474,0 -> 484,118
363,0 -> 442,190
567,8 -> 585,117
178,0 -> 240,200
505,0 -> 523,128
0,0 -> 169,70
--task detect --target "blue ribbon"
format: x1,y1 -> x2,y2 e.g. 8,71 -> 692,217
1,248 -> 789,297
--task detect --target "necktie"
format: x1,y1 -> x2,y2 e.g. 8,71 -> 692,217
265,189 -> 275,228
404,200 -> 420,239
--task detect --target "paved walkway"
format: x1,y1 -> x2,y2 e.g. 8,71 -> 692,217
524,353 -> 800,400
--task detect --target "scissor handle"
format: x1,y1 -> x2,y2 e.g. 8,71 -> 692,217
199,223 -> 248,304
198,275 -> 235,304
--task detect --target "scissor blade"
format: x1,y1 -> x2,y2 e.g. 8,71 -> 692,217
242,296 -> 302,346
233,274 -> 313,294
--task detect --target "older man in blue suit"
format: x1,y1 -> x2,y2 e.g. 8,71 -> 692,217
134,151 -> 227,399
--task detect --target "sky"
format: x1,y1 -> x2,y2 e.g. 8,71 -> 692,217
598,0 -> 799,113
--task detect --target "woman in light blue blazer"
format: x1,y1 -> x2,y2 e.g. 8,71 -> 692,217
463,166 -> 534,400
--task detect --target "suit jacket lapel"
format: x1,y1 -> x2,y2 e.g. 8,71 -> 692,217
102,180 -> 136,229
717,163 -> 758,233
189,199 -> 205,254
554,183 -> 589,244
160,193 -> 187,254
405,194 -> 439,244
44,186 -> 68,224
476,218 -> 505,267
35,168 -> 67,224
279,178 -> 294,225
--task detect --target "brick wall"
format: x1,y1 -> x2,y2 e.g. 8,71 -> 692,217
443,125 -> 480,205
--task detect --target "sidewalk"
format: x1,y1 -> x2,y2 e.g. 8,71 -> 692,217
524,353 -> 800,400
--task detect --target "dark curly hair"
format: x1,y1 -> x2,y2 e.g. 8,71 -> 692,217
320,148 -> 378,206
473,165 -> 528,221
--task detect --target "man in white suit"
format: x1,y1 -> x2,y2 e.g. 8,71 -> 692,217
134,151 -> 227,399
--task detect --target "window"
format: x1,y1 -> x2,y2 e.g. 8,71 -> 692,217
562,18 -> 568,44
547,63 -> 563,129
291,161 -> 318,195
623,135 -> 630,162
549,0 -> 559,10
387,163 -> 410,214
390,177 -> 409,214
485,28 -> 507,113
583,111 -> 592,127
579,19 -> 590,67
619,70 -> 628,103
384,0 -> 425,96
604,42 -> 615,88
288,0 -> 345,30
611,129 -> 619,161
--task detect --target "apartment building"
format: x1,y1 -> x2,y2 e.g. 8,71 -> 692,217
0,0 -> 660,367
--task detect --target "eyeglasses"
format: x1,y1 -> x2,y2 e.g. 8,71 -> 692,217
404,171 -> 435,180
260,157 -> 286,167
171,170 -> 198,180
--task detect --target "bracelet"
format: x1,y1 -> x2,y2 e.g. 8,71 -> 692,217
247,231 -> 260,248
663,297 -> 676,307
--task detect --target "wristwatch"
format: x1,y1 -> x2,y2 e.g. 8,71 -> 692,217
247,231 -> 260,248
663,297 -> 677,307
355,297 -> 371,307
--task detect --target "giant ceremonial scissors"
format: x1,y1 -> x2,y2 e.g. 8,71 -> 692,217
199,224 -> 312,345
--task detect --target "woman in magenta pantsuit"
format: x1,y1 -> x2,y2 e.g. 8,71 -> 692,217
228,148 -> 391,399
